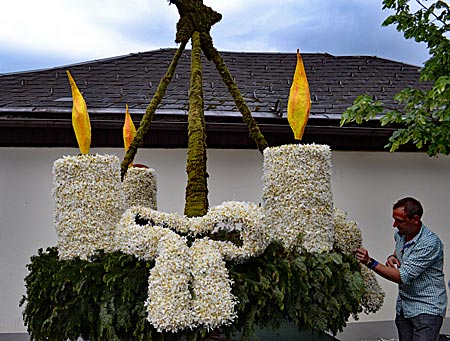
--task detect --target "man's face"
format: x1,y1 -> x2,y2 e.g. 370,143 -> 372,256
392,207 -> 419,236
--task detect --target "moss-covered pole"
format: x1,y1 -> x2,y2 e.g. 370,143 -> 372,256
120,41 -> 187,180
200,32 -> 269,153
184,31 -> 208,217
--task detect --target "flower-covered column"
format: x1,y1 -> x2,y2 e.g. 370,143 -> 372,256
262,144 -> 334,253
122,166 -> 157,209
53,154 -> 125,260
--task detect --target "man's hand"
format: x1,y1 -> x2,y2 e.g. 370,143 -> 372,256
386,254 -> 401,268
355,247 -> 403,284
355,247 -> 370,265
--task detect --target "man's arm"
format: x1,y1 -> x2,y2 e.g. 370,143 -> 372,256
356,247 -> 402,284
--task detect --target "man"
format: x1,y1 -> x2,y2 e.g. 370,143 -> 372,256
356,197 -> 447,341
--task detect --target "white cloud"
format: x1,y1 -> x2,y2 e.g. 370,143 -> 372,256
0,0 -> 431,72
0,0 -> 178,60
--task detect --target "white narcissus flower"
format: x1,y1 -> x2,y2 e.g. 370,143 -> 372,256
333,208 -> 362,256
359,265 -> 386,314
333,208 -> 385,314
115,201 -> 267,262
262,144 -> 334,253
146,231 -> 193,332
53,142 -> 384,331
115,201 -> 264,332
191,239 -> 237,330
52,154 -> 125,260
122,166 -> 157,210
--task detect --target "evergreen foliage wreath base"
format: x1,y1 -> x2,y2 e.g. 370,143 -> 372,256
21,242 -> 365,341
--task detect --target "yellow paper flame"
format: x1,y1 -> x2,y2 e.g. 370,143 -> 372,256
123,104 -> 136,152
66,70 -> 91,154
287,49 -> 311,140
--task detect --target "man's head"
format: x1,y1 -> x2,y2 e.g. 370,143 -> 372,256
392,197 -> 423,237
393,197 -> 423,219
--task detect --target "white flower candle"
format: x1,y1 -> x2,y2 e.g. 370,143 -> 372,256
122,166 -> 157,209
262,144 -> 334,253
52,154 -> 125,260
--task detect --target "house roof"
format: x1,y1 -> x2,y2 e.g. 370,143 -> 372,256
0,48 -> 427,150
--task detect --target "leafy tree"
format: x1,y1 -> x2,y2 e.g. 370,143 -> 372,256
340,0 -> 450,156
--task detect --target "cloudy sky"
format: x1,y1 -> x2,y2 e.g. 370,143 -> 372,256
0,0 -> 429,74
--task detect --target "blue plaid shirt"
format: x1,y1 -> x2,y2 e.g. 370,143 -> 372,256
394,224 -> 447,317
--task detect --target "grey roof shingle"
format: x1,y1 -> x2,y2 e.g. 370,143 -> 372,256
0,48 -> 428,150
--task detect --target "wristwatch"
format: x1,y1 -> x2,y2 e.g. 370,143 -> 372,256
366,257 -> 379,270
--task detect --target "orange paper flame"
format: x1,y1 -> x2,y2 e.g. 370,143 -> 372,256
66,70 -> 91,154
287,49 -> 311,140
123,104 -> 136,152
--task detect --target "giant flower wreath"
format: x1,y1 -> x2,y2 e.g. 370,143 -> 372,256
21,1 -> 384,340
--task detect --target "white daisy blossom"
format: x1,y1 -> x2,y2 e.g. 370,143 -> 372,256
122,167 -> 157,210
52,154 -> 125,260
262,144 -> 334,253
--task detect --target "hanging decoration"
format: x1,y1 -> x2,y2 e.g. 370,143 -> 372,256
21,1 -> 385,340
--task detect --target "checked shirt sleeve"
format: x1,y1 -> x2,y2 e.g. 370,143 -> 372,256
399,234 -> 443,285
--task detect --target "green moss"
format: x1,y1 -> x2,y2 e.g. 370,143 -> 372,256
200,33 -> 269,153
121,41 -> 187,180
184,31 -> 208,218
170,0 -> 222,43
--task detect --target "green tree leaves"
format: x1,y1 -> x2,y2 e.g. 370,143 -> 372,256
341,0 -> 450,156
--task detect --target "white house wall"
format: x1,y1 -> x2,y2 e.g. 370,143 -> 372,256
1,147 -> 450,336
